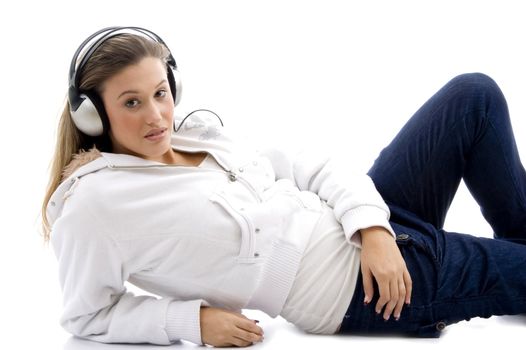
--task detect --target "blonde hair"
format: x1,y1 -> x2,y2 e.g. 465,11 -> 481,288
41,33 -> 171,242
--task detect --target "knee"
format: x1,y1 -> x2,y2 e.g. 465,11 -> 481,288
449,72 -> 502,95
443,73 -> 508,113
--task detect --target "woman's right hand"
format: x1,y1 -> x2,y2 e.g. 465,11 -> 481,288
200,306 -> 264,347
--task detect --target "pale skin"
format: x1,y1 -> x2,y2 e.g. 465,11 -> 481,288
99,56 -> 412,347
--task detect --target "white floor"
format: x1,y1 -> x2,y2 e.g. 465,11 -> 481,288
18,304 -> 526,349
59,315 -> 526,349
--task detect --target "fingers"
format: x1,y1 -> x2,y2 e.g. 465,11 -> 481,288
392,279 -> 407,320
404,268 -> 413,305
361,268 -> 375,304
374,273 -> 410,321
233,318 -> 264,346
237,318 -> 264,337
381,279 -> 400,320
232,329 -> 264,347
375,277 -> 390,315
222,320 -> 264,347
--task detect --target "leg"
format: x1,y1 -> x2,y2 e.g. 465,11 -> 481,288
338,223 -> 526,337
368,73 -> 526,239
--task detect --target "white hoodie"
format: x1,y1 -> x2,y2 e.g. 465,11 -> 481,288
47,115 -> 394,345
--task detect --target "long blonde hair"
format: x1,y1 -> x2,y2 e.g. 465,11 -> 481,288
41,33 -> 171,242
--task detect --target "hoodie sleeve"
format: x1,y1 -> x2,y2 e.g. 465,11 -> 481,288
259,146 -> 395,248
51,204 -> 207,345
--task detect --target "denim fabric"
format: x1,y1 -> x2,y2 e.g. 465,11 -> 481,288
337,73 -> 526,337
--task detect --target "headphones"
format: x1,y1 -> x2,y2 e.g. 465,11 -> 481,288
68,26 -> 182,137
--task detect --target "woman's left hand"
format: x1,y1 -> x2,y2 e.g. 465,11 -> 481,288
359,226 -> 412,321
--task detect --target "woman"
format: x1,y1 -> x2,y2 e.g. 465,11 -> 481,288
42,26 -> 526,347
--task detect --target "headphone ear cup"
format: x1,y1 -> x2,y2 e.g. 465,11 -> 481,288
167,67 -> 182,107
70,92 -> 105,137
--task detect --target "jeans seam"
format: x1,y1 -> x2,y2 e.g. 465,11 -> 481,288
410,103 -> 481,230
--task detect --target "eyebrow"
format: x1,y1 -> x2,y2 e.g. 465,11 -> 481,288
117,79 -> 168,99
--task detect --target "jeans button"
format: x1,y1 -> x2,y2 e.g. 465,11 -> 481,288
396,233 -> 409,241
436,321 -> 446,331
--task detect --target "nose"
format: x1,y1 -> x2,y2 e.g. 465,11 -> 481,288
144,100 -> 163,125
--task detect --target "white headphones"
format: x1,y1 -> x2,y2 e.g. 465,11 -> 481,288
68,26 -> 182,137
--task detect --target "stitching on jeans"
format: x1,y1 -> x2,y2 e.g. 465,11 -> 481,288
486,118 -> 526,212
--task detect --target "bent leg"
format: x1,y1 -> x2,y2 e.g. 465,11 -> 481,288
368,73 -> 526,239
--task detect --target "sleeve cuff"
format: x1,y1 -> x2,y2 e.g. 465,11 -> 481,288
341,205 -> 396,248
165,299 -> 209,345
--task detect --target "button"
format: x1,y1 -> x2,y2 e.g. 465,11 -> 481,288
240,207 -> 245,211
436,321 -> 446,331
254,252 -> 260,257
50,201 -> 56,207
396,233 -> 409,240
239,167 -> 244,172
255,228 -> 260,233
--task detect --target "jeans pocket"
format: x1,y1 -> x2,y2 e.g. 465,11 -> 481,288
393,226 -> 442,271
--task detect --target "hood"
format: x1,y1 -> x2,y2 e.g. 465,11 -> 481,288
61,146 -> 103,182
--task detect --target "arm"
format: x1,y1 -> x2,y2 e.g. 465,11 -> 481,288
260,145 -> 412,319
259,145 -> 395,247
51,207 -> 206,345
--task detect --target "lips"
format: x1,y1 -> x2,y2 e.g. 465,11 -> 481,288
144,128 -> 167,138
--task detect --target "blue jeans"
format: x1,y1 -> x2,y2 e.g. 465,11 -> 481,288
337,73 -> 526,337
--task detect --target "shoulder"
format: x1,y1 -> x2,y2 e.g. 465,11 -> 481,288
61,146 -> 103,181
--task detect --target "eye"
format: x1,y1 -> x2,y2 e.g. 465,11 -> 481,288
125,99 -> 139,108
155,89 -> 168,98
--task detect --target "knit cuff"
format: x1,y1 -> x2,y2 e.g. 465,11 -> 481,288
341,205 -> 396,248
166,299 -> 208,345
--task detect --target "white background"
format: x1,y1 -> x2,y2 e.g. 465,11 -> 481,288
1,0 -> 525,349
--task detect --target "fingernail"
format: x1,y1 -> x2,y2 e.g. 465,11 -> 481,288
363,296 -> 369,304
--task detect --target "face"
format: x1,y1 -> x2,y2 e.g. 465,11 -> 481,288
100,56 -> 175,163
